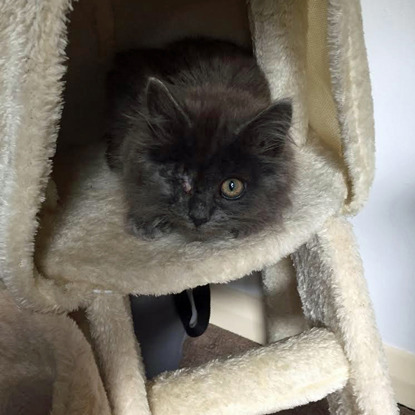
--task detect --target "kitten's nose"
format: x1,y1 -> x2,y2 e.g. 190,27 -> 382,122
190,215 -> 209,227
189,197 -> 210,227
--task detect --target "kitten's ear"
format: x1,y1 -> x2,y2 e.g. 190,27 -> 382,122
146,77 -> 190,127
238,100 -> 292,156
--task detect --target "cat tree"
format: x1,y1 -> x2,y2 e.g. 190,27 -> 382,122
0,0 -> 398,414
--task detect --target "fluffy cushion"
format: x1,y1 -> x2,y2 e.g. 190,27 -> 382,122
35,133 -> 346,299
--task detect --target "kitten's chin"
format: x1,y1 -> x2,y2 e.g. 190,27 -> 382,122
126,214 -> 249,243
178,223 -> 239,242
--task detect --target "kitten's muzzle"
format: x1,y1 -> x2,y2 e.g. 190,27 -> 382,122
190,215 -> 209,227
188,196 -> 212,227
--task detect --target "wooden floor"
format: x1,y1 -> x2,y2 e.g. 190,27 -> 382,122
180,325 -> 413,415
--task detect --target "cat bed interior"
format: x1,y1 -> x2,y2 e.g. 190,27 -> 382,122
0,0 -> 398,414
1,0 -> 372,309
35,138 -> 346,299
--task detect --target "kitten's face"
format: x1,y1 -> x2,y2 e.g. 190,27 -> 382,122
124,78 -> 293,240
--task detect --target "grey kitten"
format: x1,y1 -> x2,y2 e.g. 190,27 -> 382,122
106,38 -> 293,241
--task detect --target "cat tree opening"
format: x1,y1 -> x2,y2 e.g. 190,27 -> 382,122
31,0 -> 346,305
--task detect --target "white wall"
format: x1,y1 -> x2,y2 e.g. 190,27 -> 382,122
352,0 -> 415,354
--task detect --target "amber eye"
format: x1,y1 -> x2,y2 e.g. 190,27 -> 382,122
220,178 -> 245,200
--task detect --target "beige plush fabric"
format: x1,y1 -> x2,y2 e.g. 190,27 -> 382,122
249,0 -> 309,146
33,135 -> 346,303
262,257 -> 308,343
148,328 -> 349,415
0,0 -> 70,310
327,0 -> 375,214
0,0 -> 394,414
292,217 -> 398,415
86,295 -> 151,415
0,289 -> 110,415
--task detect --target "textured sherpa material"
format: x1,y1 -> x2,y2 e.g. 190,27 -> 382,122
148,328 -> 349,415
262,257 -> 308,343
86,294 -> 151,415
0,289 -> 111,415
0,0 -> 69,311
33,135 -> 346,306
292,217 -> 399,415
327,0 -> 375,214
249,0 -> 309,146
